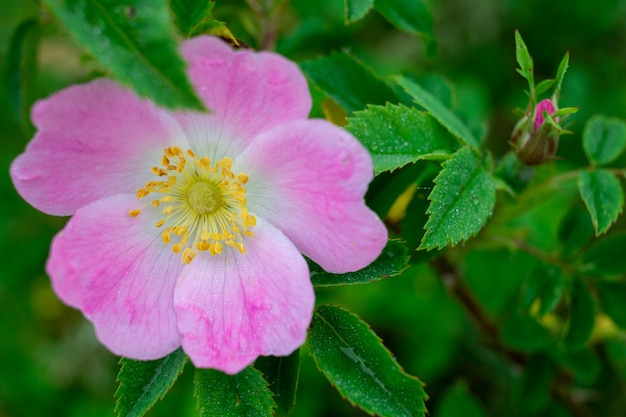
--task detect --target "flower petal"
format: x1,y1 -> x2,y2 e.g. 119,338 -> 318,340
174,217 -> 314,374
238,119 -> 388,273
173,36 -> 312,158
10,79 -> 187,216
46,194 -> 183,360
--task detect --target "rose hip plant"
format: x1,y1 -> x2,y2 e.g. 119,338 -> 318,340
3,1 -> 626,417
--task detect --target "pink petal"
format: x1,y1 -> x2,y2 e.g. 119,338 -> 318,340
10,79 -> 187,216
237,119 -> 387,274
172,36 -> 312,158
533,98 -> 556,131
46,194 -> 183,360
174,217 -> 314,374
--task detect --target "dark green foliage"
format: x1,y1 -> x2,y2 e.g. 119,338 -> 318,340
44,0 -> 204,110
194,367 -> 276,417
115,349 -> 187,417
308,305 -> 427,417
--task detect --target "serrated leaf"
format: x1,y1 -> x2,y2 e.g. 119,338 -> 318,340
577,169 -> 624,235
501,313 -> 552,353
579,232 -> 626,276
374,0 -> 432,35
44,0 -> 204,111
255,351 -> 300,417
299,52 -> 398,114
170,0 -> 215,36
595,281 -> 626,328
564,278 -> 596,350
395,76 -> 479,149
308,305 -> 427,417
346,103 -> 456,174
420,147 -> 495,250
194,367 -> 275,417
344,0 -> 373,23
114,348 -> 187,417
582,115 -> 626,165
5,18 -> 40,134
309,239 -> 408,286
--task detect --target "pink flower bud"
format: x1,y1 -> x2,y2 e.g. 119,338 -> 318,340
533,98 -> 556,131
511,98 -> 560,166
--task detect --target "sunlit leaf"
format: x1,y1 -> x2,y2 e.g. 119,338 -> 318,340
395,76 -> 479,149
577,169 -> 624,236
115,348 -> 186,417
420,147 -> 496,250
346,103 -> 456,174
308,305 -> 427,417
194,367 -> 275,417
309,239 -> 408,286
582,115 -> 626,166
44,0 -> 204,110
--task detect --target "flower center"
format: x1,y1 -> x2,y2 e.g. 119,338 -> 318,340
129,146 -> 256,264
187,181 -> 222,214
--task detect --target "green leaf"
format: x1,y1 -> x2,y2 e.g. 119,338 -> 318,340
520,264 -> 564,316
395,76 -> 479,149
434,382 -> 487,417
514,30 -> 534,94
577,169 -> 624,236
308,305 -> 427,417
309,240 -> 409,286
170,0 -> 216,36
255,351 -> 300,417
5,18 -> 41,134
366,163 -> 427,219
595,281 -> 626,328
420,147 -> 496,250
300,52 -> 398,114
564,278 -> 596,350
114,348 -> 187,417
194,367 -> 275,417
44,0 -> 204,111
346,103 -> 456,174
515,354 -> 556,413
500,313 -> 552,353
374,0 -> 432,35
535,79 -> 555,96
554,52 -> 569,95
580,232 -> 626,276
344,0 -> 373,23
558,205 -> 595,257
582,115 -> 626,165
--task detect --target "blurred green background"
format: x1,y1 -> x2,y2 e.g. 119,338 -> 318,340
2,0 -> 626,416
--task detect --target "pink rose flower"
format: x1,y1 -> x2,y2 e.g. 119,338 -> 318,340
10,36 -> 387,374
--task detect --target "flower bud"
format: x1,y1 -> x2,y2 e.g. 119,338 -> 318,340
511,98 -> 560,165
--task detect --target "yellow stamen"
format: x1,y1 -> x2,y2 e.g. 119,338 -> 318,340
129,147 -> 255,264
